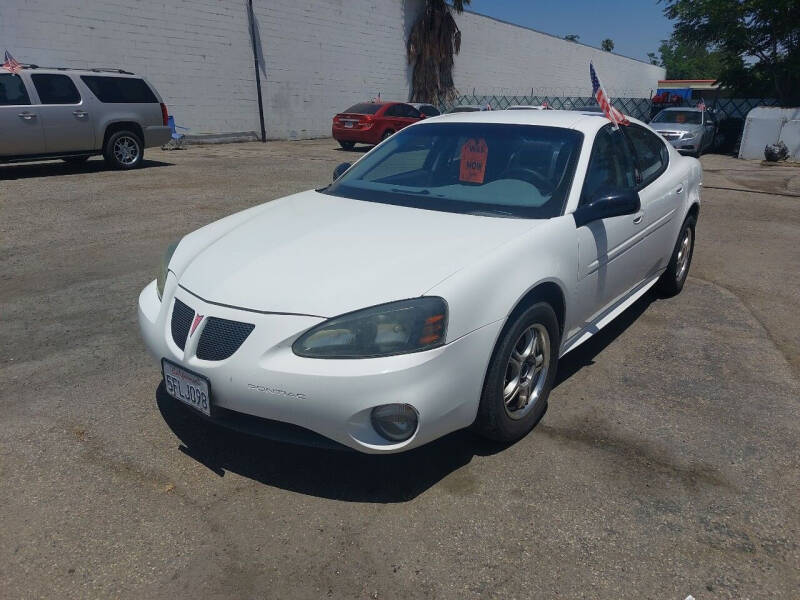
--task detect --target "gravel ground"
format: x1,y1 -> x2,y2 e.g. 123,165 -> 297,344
1,142 -> 799,599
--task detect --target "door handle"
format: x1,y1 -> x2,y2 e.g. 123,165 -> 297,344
633,214 -> 644,225
675,185 -> 684,194
73,110 -> 88,118
18,112 -> 36,120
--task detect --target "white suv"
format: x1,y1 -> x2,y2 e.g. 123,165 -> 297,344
0,66 -> 171,169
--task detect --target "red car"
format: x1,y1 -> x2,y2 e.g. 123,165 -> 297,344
332,101 -> 425,149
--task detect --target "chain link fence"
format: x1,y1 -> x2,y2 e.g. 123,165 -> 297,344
442,94 -> 780,154
445,94 -> 653,120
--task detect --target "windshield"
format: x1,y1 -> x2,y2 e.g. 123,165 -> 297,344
652,110 -> 702,125
324,123 -> 583,218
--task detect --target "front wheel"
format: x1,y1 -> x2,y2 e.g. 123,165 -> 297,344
381,129 -> 395,141
656,214 -> 696,296
104,130 -> 143,169
474,302 -> 560,442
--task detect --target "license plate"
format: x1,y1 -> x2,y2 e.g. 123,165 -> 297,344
344,121 -> 354,128
162,359 -> 211,416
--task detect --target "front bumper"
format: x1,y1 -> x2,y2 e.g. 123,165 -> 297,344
657,132 -> 699,153
139,277 -> 501,453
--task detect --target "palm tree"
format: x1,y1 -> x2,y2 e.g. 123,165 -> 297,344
601,38 -> 615,52
407,0 -> 470,104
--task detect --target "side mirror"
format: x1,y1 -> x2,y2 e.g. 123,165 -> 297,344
332,162 -> 351,182
573,188 -> 640,228
418,113 -> 427,119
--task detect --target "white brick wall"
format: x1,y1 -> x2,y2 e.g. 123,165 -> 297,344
0,0 -> 664,139
453,11 -> 665,98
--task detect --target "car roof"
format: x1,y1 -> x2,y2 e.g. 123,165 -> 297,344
421,109 -> 644,135
14,66 -> 139,77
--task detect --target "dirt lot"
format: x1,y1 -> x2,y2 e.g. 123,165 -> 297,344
1,142 -> 799,599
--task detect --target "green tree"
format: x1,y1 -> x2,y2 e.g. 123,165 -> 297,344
407,0 -> 470,104
657,38 -> 725,79
647,52 -> 659,65
601,39 -> 614,52
564,34 -> 580,42
661,0 -> 800,104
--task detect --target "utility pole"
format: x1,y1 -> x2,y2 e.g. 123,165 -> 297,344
248,0 -> 267,142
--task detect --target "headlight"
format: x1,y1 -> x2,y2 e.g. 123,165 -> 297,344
682,132 -> 697,140
156,241 -> 179,301
292,297 -> 447,358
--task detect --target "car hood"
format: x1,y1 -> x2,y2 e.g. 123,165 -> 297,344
652,122 -> 701,134
177,190 -> 541,317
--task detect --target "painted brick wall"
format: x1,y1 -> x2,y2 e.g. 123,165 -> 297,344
453,11 -> 665,98
1,0 -> 261,135
1,1 -> 664,139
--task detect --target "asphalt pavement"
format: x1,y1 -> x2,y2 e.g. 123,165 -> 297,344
1,143 -> 798,599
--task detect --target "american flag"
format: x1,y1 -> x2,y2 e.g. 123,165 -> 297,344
2,50 -> 22,74
696,100 -> 706,111
589,62 -> 629,127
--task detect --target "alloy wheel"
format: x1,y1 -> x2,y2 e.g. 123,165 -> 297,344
503,324 -> 550,420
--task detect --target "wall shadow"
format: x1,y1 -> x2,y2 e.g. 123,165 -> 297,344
0,158 -> 173,181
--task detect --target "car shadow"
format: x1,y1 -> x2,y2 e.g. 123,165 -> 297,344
157,289 -> 659,502
554,288 -> 658,387
156,383 -> 515,503
0,158 -> 173,180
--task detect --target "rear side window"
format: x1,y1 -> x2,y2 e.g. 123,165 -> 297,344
343,103 -> 381,115
31,74 -> 81,104
80,76 -> 158,103
419,105 -> 440,116
0,74 -> 31,105
384,104 -> 402,117
625,125 -> 668,187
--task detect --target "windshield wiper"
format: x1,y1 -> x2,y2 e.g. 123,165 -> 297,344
391,188 -> 430,195
465,208 -> 522,218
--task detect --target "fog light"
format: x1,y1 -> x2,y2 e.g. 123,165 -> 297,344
371,404 -> 418,442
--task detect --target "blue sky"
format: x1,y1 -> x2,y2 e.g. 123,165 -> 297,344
465,0 -> 673,62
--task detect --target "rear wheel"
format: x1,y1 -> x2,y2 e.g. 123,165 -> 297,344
474,303 -> 560,442
338,140 -> 355,150
656,214 -> 696,296
104,130 -> 143,169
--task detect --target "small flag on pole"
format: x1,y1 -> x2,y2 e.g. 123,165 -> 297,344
589,62 -> 629,128
696,99 -> 706,111
2,50 -> 22,74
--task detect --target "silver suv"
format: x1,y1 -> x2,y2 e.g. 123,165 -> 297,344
0,66 -> 171,169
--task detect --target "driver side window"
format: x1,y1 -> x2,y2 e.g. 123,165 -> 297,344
581,126 -> 636,205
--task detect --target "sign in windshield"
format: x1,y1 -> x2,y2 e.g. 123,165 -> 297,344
325,123 -> 583,218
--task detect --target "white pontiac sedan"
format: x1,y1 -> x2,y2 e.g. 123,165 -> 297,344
139,110 -> 701,453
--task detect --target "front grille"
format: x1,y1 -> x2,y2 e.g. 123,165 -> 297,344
171,298 -> 194,350
196,317 -> 255,361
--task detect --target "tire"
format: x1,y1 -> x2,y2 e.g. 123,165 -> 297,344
62,156 -> 90,164
656,214 -> 696,297
474,302 -> 560,442
338,140 -> 355,150
104,130 -> 143,170
381,129 -> 395,141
